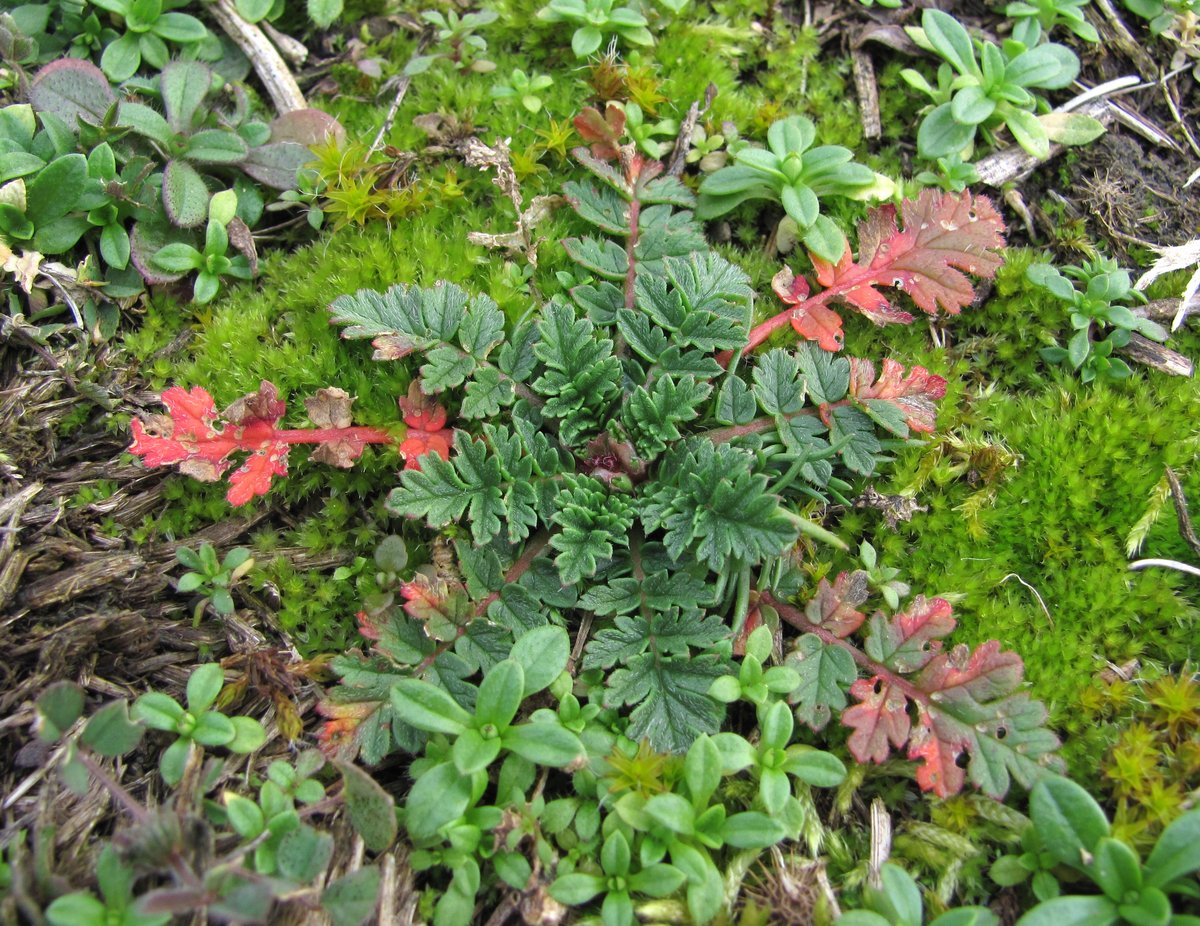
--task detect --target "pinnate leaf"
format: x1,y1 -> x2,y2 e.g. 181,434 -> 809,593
808,190 -> 1005,325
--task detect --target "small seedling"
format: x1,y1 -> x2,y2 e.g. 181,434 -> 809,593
491,68 -> 554,113
1027,255 -> 1168,383
175,541 -> 254,621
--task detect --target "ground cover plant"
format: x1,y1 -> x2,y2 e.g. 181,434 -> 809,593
1,0 -> 1199,924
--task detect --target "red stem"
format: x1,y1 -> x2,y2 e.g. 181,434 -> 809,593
414,532 -> 551,674
272,426 -> 396,445
717,254 -> 906,366
625,196 -> 640,311
762,592 -> 930,707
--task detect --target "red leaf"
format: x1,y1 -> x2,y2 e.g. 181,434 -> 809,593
804,571 -> 869,638
773,266 -> 846,352
908,716 -> 967,797
129,386 -> 237,471
574,103 -> 625,160
130,381 -> 395,504
863,595 -> 955,673
222,381 -> 286,426
811,189 -> 1005,323
849,358 -> 948,434
225,443 -> 289,506
316,700 -> 376,758
771,266 -> 811,304
791,304 -> 845,352
398,380 -> 453,470
844,676 -> 911,764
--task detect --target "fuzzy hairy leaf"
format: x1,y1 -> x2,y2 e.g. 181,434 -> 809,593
848,358 -> 948,436
532,299 -> 621,447
786,634 -> 855,731
604,653 -> 727,753
549,476 -> 636,585
389,432 -> 505,544
584,609 -> 728,670
329,283 -> 504,374
640,440 -> 797,572
578,568 -> 712,616
623,374 -> 712,460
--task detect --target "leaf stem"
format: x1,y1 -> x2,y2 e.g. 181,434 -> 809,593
272,426 -> 397,444
414,532 -> 551,674
762,593 -> 928,707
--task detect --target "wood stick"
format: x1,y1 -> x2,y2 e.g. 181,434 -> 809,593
852,48 -> 881,141
1120,332 -> 1193,377
208,0 -> 306,114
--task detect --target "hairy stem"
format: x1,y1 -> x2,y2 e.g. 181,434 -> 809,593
625,196 -> 641,312
272,426 -> 396,444
762,593 -> 929,708
414,532 -> 551,674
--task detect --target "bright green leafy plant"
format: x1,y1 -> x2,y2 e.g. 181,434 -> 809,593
1005,0 -> 1100,43
902,9 -> 1102,160
837,863 -> 1000,926
131,662 -> 266,784
151,189 -> 253,303
89,0 -> 209,81
1124,0 -> 1200,34
174,540 -> 254,620
405,8 -> 499,74
913,152 -> 980,193
537,0 -> 654,58
45,848 -> 168,926
620,101 -> 679,159
1026,256 -> 1168,384
696,115 -> 895,263
7,54 -> 339,327
32,681 -> 387,925
389,626 -> 585,784
0,103 -> 91,255
999,775 -> 1200,926
491,68 -> 555,113
549,830 -> 685,926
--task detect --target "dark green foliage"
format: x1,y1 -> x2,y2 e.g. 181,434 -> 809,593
329,145 -> 936,754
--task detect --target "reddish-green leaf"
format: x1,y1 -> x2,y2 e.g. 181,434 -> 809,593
810,189 -> 1005,322
848,358 -> 948,435
803,571 -> 868,638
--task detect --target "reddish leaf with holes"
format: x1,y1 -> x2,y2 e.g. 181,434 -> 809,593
768,570 -> 1062,800
398,381 -> 453,470
812,189 -> 1005,321
726,191 -> 1005,363
803,571 -> 869,638
130,381 -> 397,505
843,676 -> 911,764
848,358 -> 948,435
